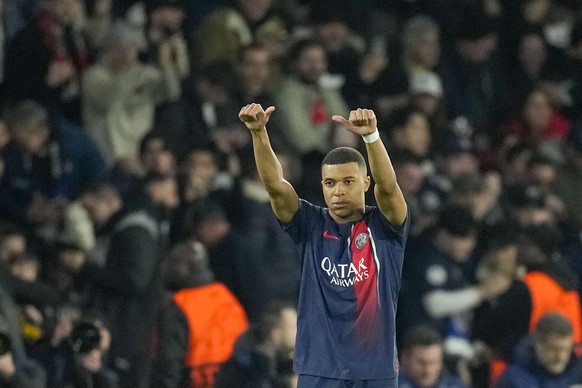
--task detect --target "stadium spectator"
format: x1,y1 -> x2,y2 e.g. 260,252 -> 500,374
473,233 -> 582,384
398,206 -> 511,367
0,283 -> 46,388
401,15 -> 441,76
0,100 -> 106,234
495,313 -> 582,387
215,302 -> 298,388
272,39 -> 351,159
193,0 -> 289,70
82,20 -> 181,165
500,87 -> 571,151
93,173 -> 177,388
154,60 -> 241,159
398,325 -> 466,388
439,9 -> 510,137
144,0 -> 189,81
151,240 -> 248,388
4,0 -> 91,123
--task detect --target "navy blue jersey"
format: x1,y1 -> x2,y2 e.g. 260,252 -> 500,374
282,199 -> 410,380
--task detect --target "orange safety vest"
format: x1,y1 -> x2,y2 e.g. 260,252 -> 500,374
523,271 -> 582,343
173,283 -> 249,388
489,271 -> 582,387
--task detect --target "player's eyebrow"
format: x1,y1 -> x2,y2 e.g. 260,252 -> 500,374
323,176 -> 359,183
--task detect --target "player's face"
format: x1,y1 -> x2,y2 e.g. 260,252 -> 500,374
402,345 -> 443,387
321,162 -> 370,223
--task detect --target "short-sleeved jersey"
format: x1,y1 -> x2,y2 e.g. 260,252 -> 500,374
282,199 -> 410,380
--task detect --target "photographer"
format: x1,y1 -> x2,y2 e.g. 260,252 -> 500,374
0,283 -> 46,388
66,322 -> 119,388
32,319 -> 118,388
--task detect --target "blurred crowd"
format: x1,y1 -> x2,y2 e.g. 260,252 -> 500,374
0,0 -> 581,387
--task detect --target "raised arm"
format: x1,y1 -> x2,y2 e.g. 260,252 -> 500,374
332,109 -> 407,226
239,103 -> 299,223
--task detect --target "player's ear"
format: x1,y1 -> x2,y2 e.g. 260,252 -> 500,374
363,176 -> 371,192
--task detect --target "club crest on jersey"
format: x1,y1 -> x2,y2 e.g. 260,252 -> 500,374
354,233 -> 368,249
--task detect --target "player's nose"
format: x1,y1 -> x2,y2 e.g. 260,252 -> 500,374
333,183 -> 345,195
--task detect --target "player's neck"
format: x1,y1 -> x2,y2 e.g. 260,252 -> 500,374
329,209 -> 365,224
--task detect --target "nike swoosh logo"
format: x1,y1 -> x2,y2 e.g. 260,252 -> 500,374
323,231 -> 340,240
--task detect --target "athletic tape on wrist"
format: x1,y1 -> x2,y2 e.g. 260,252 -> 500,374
362,129 -> 380,143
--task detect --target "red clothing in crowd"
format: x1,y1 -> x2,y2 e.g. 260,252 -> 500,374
504,111 -> 570,147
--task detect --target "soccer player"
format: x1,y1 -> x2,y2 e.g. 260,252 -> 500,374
238,103 -> 409,387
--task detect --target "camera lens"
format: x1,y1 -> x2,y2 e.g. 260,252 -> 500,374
70,323 -> 101,354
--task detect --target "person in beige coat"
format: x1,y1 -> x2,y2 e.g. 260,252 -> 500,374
82,21 -> 181,165
272,39 -> 352,159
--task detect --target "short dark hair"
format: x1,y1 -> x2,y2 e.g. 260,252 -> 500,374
0,222 -> 23,241
165,240 -> 214,289
390,149 -> 422,169
321,147 -> 367,172
438,205 -> 478,237
288,39 -> 324,65
4,100 -> 48,134
81,181 -> 119,201
401,325 -> 443,351
388,108 -> 425,132
198,60 -> 236,89
178,143 -> 218,166
139,131 -> 167,157
534,313 -> 573,341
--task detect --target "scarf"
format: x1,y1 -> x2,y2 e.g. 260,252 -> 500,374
36,9 -> 90,72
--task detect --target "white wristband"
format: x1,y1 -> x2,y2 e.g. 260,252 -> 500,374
361,129 -> 380,143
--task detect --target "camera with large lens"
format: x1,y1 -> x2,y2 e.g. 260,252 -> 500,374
69,323 -> 101,355
0,332 -> 11,356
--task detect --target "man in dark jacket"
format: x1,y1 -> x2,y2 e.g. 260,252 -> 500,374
95,173 -> 178,388
151,240 -> 248,388
0,100 -> 106,233
496,313 -> 582,387
398,325 -> 466,388
397,206 -> 510,353
231,151 -> 300,320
